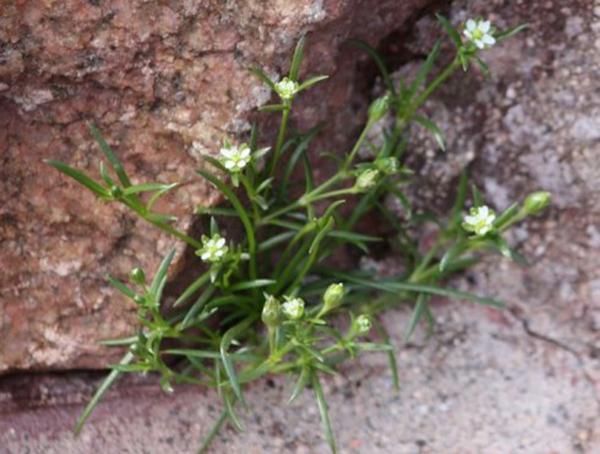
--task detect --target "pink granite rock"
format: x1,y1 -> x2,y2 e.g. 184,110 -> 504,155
0,0 -> 431,372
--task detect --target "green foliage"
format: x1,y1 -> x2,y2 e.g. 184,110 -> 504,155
49,14 -> 540,453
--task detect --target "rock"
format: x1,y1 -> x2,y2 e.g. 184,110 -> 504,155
385,0 -> 600,378
0,0 -> 432,372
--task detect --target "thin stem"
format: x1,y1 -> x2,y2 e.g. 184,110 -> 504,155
409,57 -> 460,116
305,188 -> 356,204
342,121 -> 373,170
269,106 -> 291,177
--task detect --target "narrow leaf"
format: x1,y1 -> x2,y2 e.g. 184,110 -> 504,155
89,124 -> 131,187
404,293 -> 428,341
348,39 -> 396,95
408,40 -> 441,99
297,75 -> 329,92
414,115 -> 445,151
229,279 -> 276,292
250,67 -> 276,91
150,249 -> 176,303
289,35 -> 306,81
46,160 -> 108,197
495,24 -> 529,42
435,13 -> 462,48
74,352 -> 134,434
312,373 -> 337,454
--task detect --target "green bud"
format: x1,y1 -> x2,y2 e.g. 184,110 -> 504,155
355,169 -> 379,191
368,93 -> 391,122
129,267 -> 146,285
323,283 -> 344,312
523,191 -> 551,215
375,157 -> 399,175
261,294 -> 281,328
133,294 -> 146,306
353,314 -> 372,335
109,185 -> 123,198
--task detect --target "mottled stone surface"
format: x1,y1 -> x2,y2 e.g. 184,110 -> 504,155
398,0 -> 600,395
0,0 -> 431,372
1,303 -> 599,453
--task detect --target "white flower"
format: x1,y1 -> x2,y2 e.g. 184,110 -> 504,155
198,234 -> 228,263
355,315 -> 371,334
282,297 -> 304,320
462,205 -> 496,236
219,143 -> 251,173
463,19 -> 496,49
274,77 -> 299,100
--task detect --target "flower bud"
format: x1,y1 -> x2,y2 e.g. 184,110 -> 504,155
354,314 -> 372,335
129,267 -> 146,285
355,169 -> 379,191
368,94 -> 391,122
523,191 -> 550,215
109,185 -> 123,199
261,294 -> 281,328
133,294 -> 146,306
375,157 -> 399,175
323,283 -> 344,313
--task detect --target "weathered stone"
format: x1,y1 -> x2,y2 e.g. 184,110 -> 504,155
385,0 -> 600,399
0,0 -> 432,372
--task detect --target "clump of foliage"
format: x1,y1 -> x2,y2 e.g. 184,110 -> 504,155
48,15 -> 546,453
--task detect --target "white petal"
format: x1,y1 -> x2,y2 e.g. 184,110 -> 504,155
240,148 -> 251,158
480,21 -> 491,33
482,35 -> 496,45
224,160 -> 235,169
475,40 -> 485,49
479,206 -> 489,216
464,215 -> 476,224
466,19 -> 476,31
220,147 -> 234,158
201,252 -> 210,261
216,238 -> 226,247
216,250 -> 225,257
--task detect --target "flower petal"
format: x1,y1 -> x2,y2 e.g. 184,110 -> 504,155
482,35 -> 496,45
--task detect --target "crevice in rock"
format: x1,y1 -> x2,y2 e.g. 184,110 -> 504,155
508,306 -> 600,405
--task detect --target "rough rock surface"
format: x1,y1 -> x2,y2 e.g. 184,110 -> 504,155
2,303 -> 599,453
0,0 -> 432,372
400,0 -> 600,405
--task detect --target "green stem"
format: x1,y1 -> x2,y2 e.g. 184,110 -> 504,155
342,122 -> 373,170
269,106 -> 291,177
304,187 -> 357,204
409,57 -> 460,116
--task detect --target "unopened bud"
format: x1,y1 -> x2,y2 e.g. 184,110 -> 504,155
354,314 -> 372,335
355,169 -> 379,191
110,185 -> 123,198
323,283 -> 344,312
130,267 -> 146,285
368,94 -> 391,122
133,294 -> 146,306
523,191 -> 550,215
261,294 -> 281,328
375,157 -> 399,175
